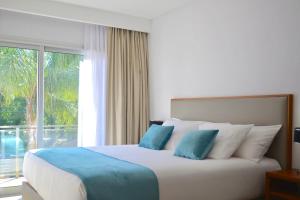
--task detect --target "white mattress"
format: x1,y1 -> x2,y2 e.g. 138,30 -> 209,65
23,145 -> 281,200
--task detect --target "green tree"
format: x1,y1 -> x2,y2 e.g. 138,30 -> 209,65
0,95 -> 26,125
44,52 -> 81,126
0,48 -> 37,126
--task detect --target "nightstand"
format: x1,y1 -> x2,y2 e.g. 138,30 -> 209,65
149,120 -> 163,126
265,169 -> 300,200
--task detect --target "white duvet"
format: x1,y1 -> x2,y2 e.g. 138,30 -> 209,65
23,145 -> 281,200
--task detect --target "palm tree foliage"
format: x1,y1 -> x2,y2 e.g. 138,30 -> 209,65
0,47 -> 37,125
0,46 -> 82,127
44,51 -> 82,126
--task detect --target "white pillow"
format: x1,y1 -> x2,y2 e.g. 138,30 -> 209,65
234,125 -> 282,162
162,118 -> 206,150
198,123 -> 253,159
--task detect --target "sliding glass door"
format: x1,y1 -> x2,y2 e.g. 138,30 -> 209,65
43,51 -> 82,148
0,44 -> 82,195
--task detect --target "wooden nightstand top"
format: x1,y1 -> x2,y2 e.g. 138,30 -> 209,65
266,169 -> 300,183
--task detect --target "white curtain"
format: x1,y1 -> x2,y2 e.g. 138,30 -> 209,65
78,25 -> 107,147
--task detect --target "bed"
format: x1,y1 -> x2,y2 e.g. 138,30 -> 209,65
22,94 -> 293,200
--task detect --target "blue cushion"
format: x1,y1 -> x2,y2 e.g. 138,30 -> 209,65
139,124 -> 174,150
174,130 -> 219,160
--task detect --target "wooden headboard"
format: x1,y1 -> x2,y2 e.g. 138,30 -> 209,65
171,94 -> 293,170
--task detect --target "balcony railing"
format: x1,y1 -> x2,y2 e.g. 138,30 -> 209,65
0,125 -> 77,179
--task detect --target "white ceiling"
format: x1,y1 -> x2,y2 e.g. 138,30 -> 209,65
43,0 -> 193,19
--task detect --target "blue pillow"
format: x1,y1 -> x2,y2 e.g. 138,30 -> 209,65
139,124 -> 174,150
174,130 -> 219,160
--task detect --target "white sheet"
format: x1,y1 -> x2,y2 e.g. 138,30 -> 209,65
23,145 -> 281,200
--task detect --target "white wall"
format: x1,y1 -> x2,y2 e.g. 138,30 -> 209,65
0,10 -> 84,50
149,0 -> 300,168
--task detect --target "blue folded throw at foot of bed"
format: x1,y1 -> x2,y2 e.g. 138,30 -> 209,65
34,147 -> 159,200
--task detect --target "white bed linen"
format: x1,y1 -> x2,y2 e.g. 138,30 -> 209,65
23,145 -> 281,200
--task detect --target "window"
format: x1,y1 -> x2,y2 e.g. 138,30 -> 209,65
0,46 -> 38,179
0,43 -> 82,195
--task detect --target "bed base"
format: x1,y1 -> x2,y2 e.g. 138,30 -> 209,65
23,182 -> 43,200
22,181 -> 264,200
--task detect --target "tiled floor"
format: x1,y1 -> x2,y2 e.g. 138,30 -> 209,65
0,196 -> 22,200
0,178 -> 25,188
0,177 -> 23,199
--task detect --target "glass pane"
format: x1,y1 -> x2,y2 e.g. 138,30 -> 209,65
0,46 -> 38,180
44,51 -> 82,148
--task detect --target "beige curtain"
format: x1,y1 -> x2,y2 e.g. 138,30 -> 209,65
106,27 -> 149,145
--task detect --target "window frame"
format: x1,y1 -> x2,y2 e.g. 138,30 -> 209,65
0,41 -> 83,148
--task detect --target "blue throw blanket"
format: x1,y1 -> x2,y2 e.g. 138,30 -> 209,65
35,147 -> 159,200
